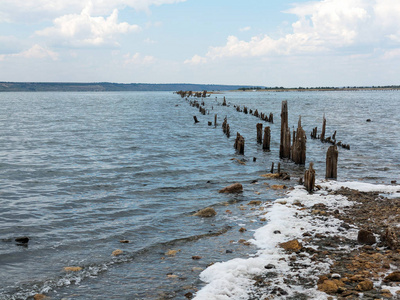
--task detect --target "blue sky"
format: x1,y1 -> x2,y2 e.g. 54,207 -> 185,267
1,0 -> 400,87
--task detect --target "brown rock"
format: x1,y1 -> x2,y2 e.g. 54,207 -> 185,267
271,184 -> 287,190
193,207 -> 217,217
279,239 -> 302,252
239,227 -> 247,233
166,249 -> 180,256
260,173 -> 281,178
192,255 -> 202,260
317,280 -> 339,294
34,294 -> 49,300
383,226 -> 399,250
218,183 -> 243,193
357,229 -> 376,245
248,200 -> 262,205
355,279 -> 373,291
112,249 -> 123,256
64,266 -> 82,272
119,240 -> 130,243
385,271 -> 400,282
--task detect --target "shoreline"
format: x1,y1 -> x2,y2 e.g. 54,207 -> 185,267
194,180 -> 400,299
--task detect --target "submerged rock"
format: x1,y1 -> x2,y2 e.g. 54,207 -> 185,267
218,183 -> 243,193
193,207 -> 217,217
64,266 -> 82,272
15,237 -> 29,244
34,294 -> 49,300
355,279 -> 373,291
112,249 -> 123,256
384,271 -> 400,282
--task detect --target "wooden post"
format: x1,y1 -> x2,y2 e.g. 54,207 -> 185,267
304,162 -> 315,193
278,162 -> 281,174
222,97 -> 227,106
263,126 -> 271,151
234,132 -> 245,155
214,114 -> 217,127
280,101 -> 291,159
270,162 -> 274,173
243,106 -> 248,114
326,145 -> 338,179
256,123 -> 263,144
321,114 -> 326,142
226,124 -> 230,138
193,116 -> 199,123
292,116 -> 307,164
269,113 -> 274,123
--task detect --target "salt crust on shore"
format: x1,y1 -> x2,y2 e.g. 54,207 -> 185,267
194,181 -> 400,300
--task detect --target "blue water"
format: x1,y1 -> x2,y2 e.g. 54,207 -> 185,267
0,91 -> 398,299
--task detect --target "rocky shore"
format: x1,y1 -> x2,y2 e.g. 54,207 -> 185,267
248,185 -> 400,300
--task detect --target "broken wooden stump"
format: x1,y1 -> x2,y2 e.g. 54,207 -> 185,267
254,109 -> 259,117
311,127 -> 318,139
193,116 -> 199,123
280,101 -> 291,159
256,123 -> 263,144
214,114 -> 217,127
263,126 -> 271,151
321,114 -> 326,142
291,116 -> 306,164
243,106 -> 248,114
234,132 -> 245,155
222,97 -> 227,106
270,162 -> 274,173
326,145 -> 338,179
269,113 -> 274,123
304,162 -> 315,193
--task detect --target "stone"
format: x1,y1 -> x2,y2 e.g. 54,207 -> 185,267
317,280 -> 339,294
192,255 -> 202,260
34,294 -> 49,300
218,183 -> 243,193
112,249 -> 123,256
64,266 -> 82,272
15,237 -> 29,244
166,249 -> 180,256
279,239 -> 302,252
239,227 -> 247,233
271,185 -> 286,190
357,229 -> 376,245
167,274 -> 179,279
193,207 -> 217,217
260,173 -> 280,178
383,226 -> 399,250
384,271 -> 400,282
355,280 -> 373,291
248,200 -> 262,205
264,264 -> 276,269
119,240 -> 130,243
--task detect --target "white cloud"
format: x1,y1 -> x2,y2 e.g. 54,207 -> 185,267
0,0 -> 187,22
144,38 -> 157,44
35,5 -> 140,47
124,52 -> 156,64
239,26 -> 251,32
187,0 -> 400,63
184,54 -> 208,65
0,44 -> 58,61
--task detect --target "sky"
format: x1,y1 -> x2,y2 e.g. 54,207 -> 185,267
1,0 -> 400,87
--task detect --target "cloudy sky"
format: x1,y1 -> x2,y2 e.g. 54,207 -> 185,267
1,0 -> 400,87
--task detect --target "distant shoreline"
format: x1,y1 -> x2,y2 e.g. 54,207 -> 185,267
0,82 -> 399,92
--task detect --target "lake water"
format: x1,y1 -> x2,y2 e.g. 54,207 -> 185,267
0,90 -> 398,299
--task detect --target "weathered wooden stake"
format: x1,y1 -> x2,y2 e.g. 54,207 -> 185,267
263,126 -> 271,151
321,114 -> 326,142
292,116 -> 307,164
280,101 -> 291,159
270,162 -> 274,173
234,132 -> 245,155
269,113 -> 274,123
304,162 -> 315,193
214,114 -> 217,127
256,123 -> 263,144
326,145 -> 338,179
278,162 -> 281,174
193,116 -> 199,123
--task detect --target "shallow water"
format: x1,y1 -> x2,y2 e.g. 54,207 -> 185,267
0,91 -> 398,299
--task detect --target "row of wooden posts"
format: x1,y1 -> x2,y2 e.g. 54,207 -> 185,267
310,115 -> 350,150
177,90 -> 208,98
182,93 -> 340,193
